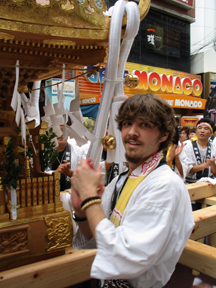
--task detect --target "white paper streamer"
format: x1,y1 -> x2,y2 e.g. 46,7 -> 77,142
10,61 -> 27,151
15,92 -> 21,126
84,130 -> 96,143
11,60 -> 19,111
10,188 -> 17,220
67,126 -> 88,146
63,124 -> 67,141
52,125 -> 62,137
70,78 -> 80,112
41,65 -> 96,146
21,81 -> 41,127
41,115 -> 52,127
57,64 -> 66,110
53,103 -> 63,116
50,114 -> 64,126
69,113 -> 90,136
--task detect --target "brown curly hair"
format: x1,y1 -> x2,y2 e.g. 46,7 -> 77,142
115,94 -> 176,152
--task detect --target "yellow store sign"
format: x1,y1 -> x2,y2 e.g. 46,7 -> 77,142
78,62 -> 205,109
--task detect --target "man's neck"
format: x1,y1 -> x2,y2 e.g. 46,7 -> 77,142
128,151 -> 161,173
197,138 -> 208,149
128,164 -> 139,174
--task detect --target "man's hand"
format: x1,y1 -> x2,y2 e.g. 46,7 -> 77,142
206,156 -> 216,167
71,158 -> 103,201
175,142 -> 187,157
55,160 -> 73,177
71,158 -> 106,241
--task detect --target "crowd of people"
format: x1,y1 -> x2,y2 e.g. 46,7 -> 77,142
50,93 -> 215,288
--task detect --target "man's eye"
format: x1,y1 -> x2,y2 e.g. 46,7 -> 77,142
141,123 -> 150,128
123,121 -> 131,126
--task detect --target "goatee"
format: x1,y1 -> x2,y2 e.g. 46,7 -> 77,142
125,152 -> 140,164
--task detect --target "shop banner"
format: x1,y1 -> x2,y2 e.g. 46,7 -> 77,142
181,116 -> 201,129
78,62 -> 204,109
158,94 -> 206,110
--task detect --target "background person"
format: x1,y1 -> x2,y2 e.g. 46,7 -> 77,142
179,126 -> 190,144
49,125 -> 90,191
71,94 -> 194,288
189,127 -> 197,139
165,125 -> 187,178
183,118 -> 216,184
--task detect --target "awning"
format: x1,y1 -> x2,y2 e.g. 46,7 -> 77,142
80,104 -> 99,118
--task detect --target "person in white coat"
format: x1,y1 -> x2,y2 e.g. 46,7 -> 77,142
71,94 -> 194,288
183,118 -> 216,184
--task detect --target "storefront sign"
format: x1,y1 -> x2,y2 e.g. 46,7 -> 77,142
81,97 -> 97,105
159,94 -> 206,110
146,24 -> 164,53
46,78 -> 76,110
181,116 -> 201,128
80,63 -> 204,109
133,70 -> 202,97
51,78 -> 75,96
84,65 -> 202,98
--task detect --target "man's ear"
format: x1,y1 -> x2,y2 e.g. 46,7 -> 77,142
159,132 -> 169,143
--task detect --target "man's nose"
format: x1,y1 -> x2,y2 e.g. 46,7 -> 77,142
128,123 -> 139,136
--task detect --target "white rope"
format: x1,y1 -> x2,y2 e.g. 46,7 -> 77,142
87,0 -> 140,167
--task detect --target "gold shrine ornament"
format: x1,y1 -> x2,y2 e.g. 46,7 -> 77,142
102,135 -> 116,150
124,74 -> 139,89
0,0 -> 150,98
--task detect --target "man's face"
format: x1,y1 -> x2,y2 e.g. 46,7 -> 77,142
196,124 -> 212,141
189,132 -> 196,139
180,130 -> 188,142
121,117 -> 168,170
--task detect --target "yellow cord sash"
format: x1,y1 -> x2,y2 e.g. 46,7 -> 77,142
110,151 -> 163,228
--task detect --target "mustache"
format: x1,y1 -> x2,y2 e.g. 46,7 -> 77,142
125,136 -> 141,143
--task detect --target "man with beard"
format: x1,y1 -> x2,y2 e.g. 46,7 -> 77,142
71,94 -> 194,288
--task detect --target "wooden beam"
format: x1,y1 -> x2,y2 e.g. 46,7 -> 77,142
0,127 -> 17,137
190,205 -> 216,240
179,239 -> 216,279
186,182 -> 216,201
197,196 -> 216,206
0,248 -> 96,288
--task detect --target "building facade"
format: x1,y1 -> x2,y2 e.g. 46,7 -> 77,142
78,0 -> 205,121
190,0 -> 216,100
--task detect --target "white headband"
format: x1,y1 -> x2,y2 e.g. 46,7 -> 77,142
197,122 -> 213,132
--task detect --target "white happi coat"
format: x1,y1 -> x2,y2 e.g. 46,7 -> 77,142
183,139 -> 216,182
73,164 -> 194,288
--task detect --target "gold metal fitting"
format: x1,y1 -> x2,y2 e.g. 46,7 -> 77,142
102,135 -> 116,150
124,74 -> 139,88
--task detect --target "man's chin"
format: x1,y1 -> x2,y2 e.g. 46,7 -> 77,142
125,153 -> 140,164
